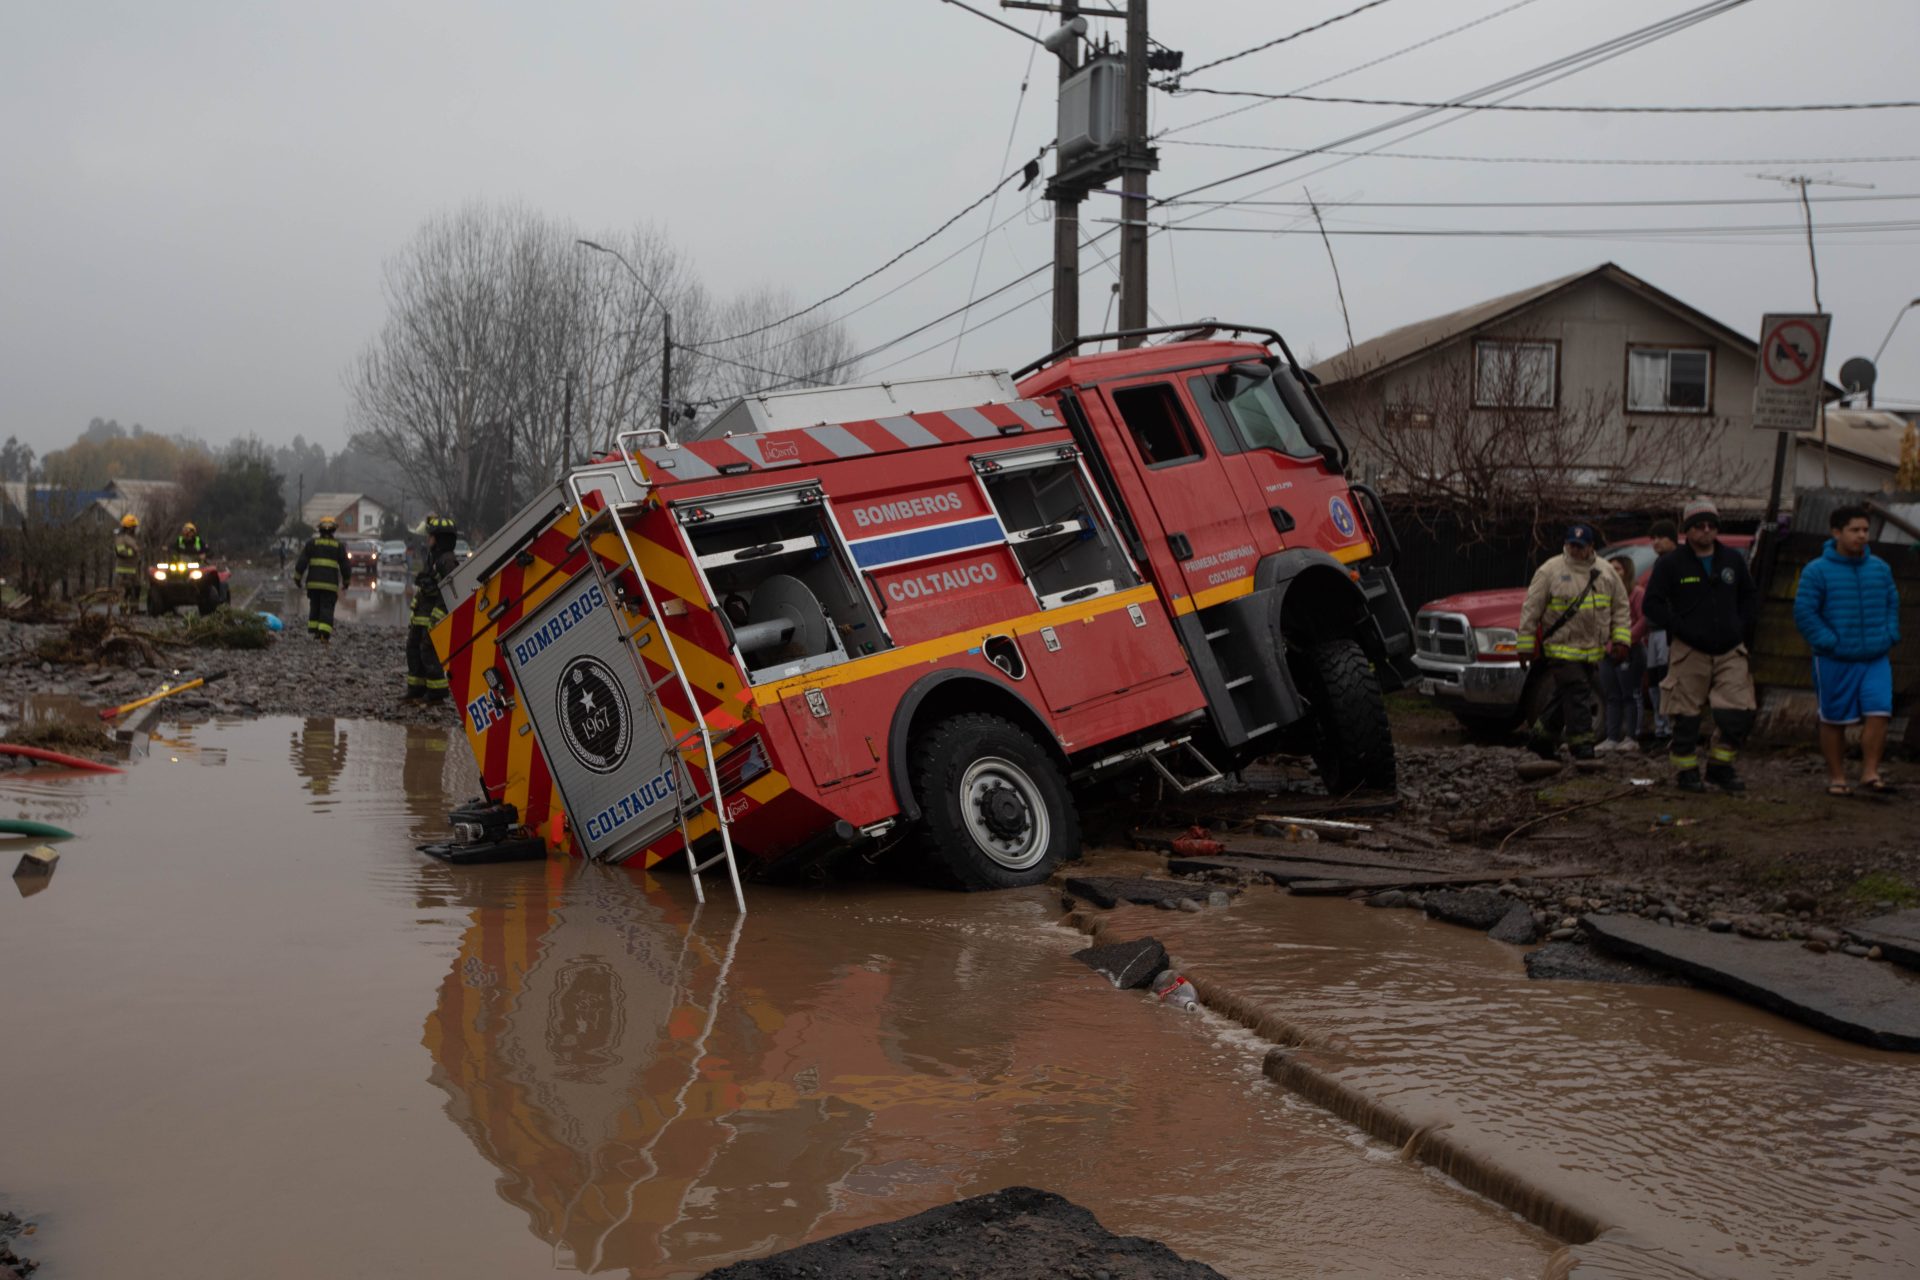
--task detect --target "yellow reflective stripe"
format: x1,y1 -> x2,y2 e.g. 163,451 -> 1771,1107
1610,628 -> 1632,644
309,620 -> 333,633
1516,635 -> 1536,652
1547,597 -> 1614,611
306,582 -> 339,594
1543,644 -> 1601,660
307,558 -> 340,569
1169,578 -> 1256,617
1710,746 -> 1737,763
1670,753 -> 1698,768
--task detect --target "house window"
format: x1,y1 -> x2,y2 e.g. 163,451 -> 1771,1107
1386,404 -> 1434,430
1111,383 -> 1204,467
1628,347 -> 1711,413
1473,340 -> 1556,409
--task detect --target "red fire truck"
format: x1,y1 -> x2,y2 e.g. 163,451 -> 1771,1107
428,324 -> 1414,903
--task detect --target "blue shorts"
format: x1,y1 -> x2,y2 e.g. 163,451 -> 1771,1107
1812,655 -> 1893,725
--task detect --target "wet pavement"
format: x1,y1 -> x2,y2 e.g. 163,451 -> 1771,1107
1111,881 -> 1920,1279
0,717 -> 1555,1280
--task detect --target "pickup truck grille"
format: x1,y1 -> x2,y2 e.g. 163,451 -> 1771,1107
1414,611 -> 1472,664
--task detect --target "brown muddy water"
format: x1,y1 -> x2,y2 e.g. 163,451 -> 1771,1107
0,717 -> 1554,1279
1125,891 -> 1920,1279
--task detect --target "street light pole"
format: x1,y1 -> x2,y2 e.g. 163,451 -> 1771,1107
1871,298 -> 1920,406
576,239 -> 678,441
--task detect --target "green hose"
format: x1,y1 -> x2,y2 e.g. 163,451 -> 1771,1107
0,819 -> 74,840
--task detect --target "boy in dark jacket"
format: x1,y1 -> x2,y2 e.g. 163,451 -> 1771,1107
1643,498 -> 1758,793
1794,504 -> 1901,794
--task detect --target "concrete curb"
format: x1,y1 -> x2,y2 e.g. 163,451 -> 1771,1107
1061,904 -> 1609,1246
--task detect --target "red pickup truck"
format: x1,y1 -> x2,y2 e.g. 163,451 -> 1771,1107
1410,535 -> 1753,737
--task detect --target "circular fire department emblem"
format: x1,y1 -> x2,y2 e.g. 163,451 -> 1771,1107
555,656 -> 631,775
1328,496 -> 1357,538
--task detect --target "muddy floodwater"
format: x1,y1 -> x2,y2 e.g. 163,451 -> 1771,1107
1132,894 -> 1920,1279
1,717 -> 1553,1279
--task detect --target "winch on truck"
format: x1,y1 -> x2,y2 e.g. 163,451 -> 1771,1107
427,323 -> 1415,906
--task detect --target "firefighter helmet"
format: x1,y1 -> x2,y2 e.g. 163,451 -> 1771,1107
119,513 -> 139,530
426,515 -> 457,535
182,522 -> 198,536
317,516 -> 338,534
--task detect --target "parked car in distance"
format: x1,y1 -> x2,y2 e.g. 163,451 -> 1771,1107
451,539 -> 471,563
1411,534 -> 1755,738
378,540 -> 409,571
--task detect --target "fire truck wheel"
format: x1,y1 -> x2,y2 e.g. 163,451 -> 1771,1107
911,713 -> 1080,890
1295,637 -> 1396,794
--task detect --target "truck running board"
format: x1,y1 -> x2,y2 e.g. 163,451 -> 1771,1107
1079,735 -> 1225,794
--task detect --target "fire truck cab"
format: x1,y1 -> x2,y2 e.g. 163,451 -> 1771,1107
431,323 -> 1413,901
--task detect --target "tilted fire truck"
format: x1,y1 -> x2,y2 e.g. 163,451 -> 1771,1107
428,324 -> 1414,905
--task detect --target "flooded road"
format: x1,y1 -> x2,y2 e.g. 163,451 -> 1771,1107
1128,892 -> 1920,1279
0,717 -> 1555,1279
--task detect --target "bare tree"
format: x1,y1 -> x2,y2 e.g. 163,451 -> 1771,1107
1338,336 -> 1757,547
346,205 -> 858,534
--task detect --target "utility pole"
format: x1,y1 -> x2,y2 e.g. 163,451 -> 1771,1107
660,311 -> 674,437
1116,0 -> 1151,346
1050,0 -> 1082,349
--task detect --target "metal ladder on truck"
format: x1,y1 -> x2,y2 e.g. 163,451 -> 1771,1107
566,429 -> 746,912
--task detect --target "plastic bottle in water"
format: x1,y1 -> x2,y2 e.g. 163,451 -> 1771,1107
1153,970 -> 1198,1012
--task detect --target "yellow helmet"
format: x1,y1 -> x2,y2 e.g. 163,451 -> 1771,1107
182,522 -> 198,536
317,516 -> 338,533
120,513 -> 139,530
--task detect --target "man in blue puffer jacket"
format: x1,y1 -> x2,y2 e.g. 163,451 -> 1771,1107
1793,504 -> 1901,795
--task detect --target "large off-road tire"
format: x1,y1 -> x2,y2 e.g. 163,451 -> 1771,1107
910,712 -> 1081,891
1293,637 -> 1396,794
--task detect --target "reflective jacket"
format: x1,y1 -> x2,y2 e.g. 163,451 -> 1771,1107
113,532 -> 141,576
1794,539 -> 1900,660
411,549 -> 459,627
173,534 -> 208,557
294,536 -> 345,593
1516,552 -> 1631,663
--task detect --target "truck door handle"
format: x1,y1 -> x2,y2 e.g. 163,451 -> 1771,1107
1168,533 -> 1193,561
1268,505 -> 1295,534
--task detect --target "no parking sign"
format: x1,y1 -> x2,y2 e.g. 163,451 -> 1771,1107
1753,312 -> 1830,433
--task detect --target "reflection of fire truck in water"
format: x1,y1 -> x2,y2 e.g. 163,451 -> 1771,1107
430,324 -> 1414,896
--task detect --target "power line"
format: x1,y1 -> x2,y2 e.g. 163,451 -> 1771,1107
1140,218 -> 1920,239
1160,192 -> 1920,210
1168,87 -> 1920,113
1161,0 -> 1401,86
1155,0 -> 1549,141
683,160 -> 1034,349
1160,139 -> 1920,167
1159,0 -> 1754,206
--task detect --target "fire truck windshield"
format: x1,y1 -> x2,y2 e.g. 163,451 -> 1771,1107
1219,376 -> 1316,459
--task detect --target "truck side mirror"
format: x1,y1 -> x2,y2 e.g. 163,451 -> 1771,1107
1215,361 -> 1273,401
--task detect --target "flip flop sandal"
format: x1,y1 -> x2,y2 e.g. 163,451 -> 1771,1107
1862,778 -> 1896,794
1826,782 -> 1855,797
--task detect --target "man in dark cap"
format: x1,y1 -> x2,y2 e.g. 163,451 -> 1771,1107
1643,497 -> 1758,792
1516,521 -> 1632,761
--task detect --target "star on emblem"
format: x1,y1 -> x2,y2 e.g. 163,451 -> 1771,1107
578,688 -> 597,713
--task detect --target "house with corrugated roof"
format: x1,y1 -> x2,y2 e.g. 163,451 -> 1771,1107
1311,262 -> 1848,512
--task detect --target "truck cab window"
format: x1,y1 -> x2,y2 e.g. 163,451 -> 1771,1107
1212,374 -> 1317,458
681,499 -> 888,685
1112,383 -> 1203,468
978,452 -> 1136,609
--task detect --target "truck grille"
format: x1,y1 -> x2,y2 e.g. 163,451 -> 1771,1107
1414,611 -> 1473,664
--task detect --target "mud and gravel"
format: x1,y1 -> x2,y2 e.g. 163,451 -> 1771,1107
700,1187 -> 1226,1280
2,620 -> 454,729
0,1209 -> 37,1278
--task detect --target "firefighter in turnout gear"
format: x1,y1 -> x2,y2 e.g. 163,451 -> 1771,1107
1516,522 -> 1632,761
1643,497 -> 1759,793
294,517 -> 346,641
113,513 -> 143,613
404,515 -> 458,703
173,522 -> 208,557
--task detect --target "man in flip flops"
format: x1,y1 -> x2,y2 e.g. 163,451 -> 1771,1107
1794,503 -> 1901,796
1644,498 -> 1758,793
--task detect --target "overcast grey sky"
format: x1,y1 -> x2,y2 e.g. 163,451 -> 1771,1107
4,0 -> 1918,456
